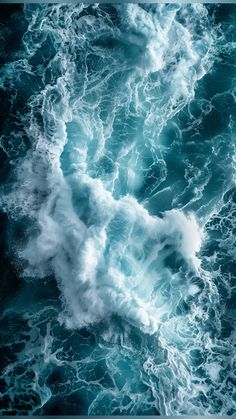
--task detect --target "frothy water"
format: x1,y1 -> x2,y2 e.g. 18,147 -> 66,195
0,3 -> 236,415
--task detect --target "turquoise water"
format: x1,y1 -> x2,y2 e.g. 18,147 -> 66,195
0,3 -> 236,415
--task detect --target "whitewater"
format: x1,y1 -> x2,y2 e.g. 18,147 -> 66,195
0,3 -> 236,415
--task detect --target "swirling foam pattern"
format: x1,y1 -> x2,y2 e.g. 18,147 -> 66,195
0,3 -> 236,415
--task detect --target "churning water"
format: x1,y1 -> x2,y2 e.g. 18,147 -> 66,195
0,3 -> 236,415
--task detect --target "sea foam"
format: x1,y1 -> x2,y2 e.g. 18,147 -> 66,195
1,3 -> 213,334
1,3 -> 236,416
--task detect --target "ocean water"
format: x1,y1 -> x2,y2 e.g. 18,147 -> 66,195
0,3 -> 236,415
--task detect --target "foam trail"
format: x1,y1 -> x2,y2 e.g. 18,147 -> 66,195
1,3 -> 212,333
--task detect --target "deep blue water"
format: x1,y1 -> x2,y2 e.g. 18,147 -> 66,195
0,3 -> 236,415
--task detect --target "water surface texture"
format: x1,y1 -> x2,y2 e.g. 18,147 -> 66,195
0,3 -> 236,415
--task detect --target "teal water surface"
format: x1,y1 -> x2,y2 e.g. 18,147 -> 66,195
0,3 -> 236,415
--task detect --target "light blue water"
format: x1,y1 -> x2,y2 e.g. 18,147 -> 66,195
0,3 -> 236,415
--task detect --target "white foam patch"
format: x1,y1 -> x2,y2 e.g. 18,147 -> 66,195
18,172 -> 203,334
